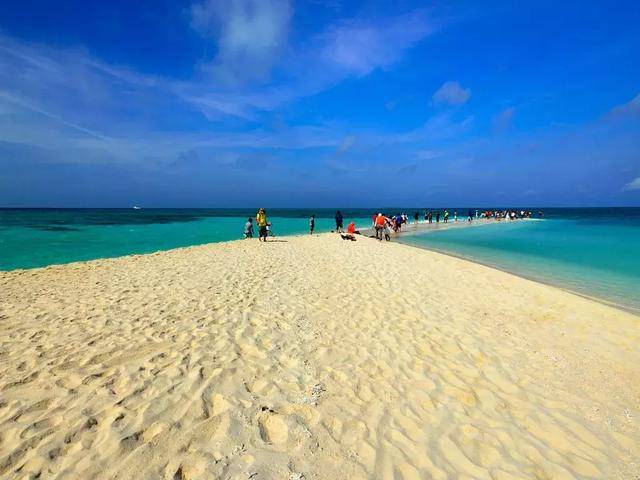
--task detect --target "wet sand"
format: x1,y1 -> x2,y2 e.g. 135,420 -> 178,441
0,233 -> 638,479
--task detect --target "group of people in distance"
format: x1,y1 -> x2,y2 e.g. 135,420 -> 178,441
243,209 -> 359,242
244,208 -> 542,242
482,209 -> 540,220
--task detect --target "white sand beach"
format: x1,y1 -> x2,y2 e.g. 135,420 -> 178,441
1,234 -> 638,479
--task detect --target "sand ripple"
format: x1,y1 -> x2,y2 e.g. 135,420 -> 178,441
0,235 -> 638,479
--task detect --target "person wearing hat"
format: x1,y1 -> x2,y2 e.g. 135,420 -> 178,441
256,208 -> 268,242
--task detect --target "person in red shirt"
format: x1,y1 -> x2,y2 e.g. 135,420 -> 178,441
341,221 -> 359,241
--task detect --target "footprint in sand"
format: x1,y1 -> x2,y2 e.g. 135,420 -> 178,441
258,413 -> 289,445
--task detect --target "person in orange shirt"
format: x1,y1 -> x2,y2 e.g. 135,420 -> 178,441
374,213 -> 386,240
340,221 -> 359,241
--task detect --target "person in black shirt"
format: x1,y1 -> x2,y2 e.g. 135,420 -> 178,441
335,210 -> 344,232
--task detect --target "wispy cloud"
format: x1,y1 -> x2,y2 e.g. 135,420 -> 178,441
0,33 -> 349,161
415,149 -> 440,160
1,4 -> 440,127
610,92 -> 640,117
317,11 -> 435,77
623,176 -> 640,191
378,112 -> 474,145
432,81 -> 471,106
0,90 -> 108,140
492,107 -> 516,132
337,135 -> 356,153
190,0 -> 292,85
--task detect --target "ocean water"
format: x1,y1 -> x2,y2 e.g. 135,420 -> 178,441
1,208 -> 639,313
396,208 -> 640,313
0,209 -> 373,270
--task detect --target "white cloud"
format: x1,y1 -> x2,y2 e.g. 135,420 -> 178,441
190,0 -> 291,85
492,107 -> 516,132
623,176 -> 640,191
0,8 -> 444,172
415,149 -> 439,160
0,7 -> 439,129
432,80 -> 471,106
337,135 -> 356,153
318,11 -> 434,76
610,92 -> 640,117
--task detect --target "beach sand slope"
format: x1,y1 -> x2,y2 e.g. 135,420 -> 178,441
0,234 -> 638,479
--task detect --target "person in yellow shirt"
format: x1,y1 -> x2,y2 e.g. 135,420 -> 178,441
256,208 -> 268,242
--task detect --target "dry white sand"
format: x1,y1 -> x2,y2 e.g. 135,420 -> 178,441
0,234 -> 638,480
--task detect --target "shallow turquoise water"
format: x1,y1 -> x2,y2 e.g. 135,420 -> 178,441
397,216 -> 640,313
0,209 -> 372,270
1,208 -> 639,312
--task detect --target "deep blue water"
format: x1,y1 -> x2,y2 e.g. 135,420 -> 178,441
1,208 -> 638,312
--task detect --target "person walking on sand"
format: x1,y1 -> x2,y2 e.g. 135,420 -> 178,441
383,218 -> 392,241
256,208 -> 268,242
335,210 -> 344,232
244,217 -> 253,238
374,213 -> 385,240
309,214 -> 316,234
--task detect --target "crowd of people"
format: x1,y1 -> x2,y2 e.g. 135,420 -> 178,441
367,208 -> 541,241
480,209 -> 541,220
244,208 -> 542,242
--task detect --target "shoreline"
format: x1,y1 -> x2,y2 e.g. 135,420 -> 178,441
355,218 -> 640,314
356,216 -> 521,238
396,238 -> 640,316
5,219 -> 636,317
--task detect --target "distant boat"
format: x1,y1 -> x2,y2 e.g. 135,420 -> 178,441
132,206 -> 142,210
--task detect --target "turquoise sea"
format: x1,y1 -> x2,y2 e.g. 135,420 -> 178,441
1,208 -> 639,313
0,209 -> 373,270
397,209 -> 640,313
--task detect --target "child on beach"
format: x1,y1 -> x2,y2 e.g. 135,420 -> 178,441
309,214 -> 316,234
244,217 -> 253,238
383,221 -> 392,241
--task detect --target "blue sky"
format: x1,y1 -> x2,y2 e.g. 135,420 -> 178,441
0,0 -> 639,207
